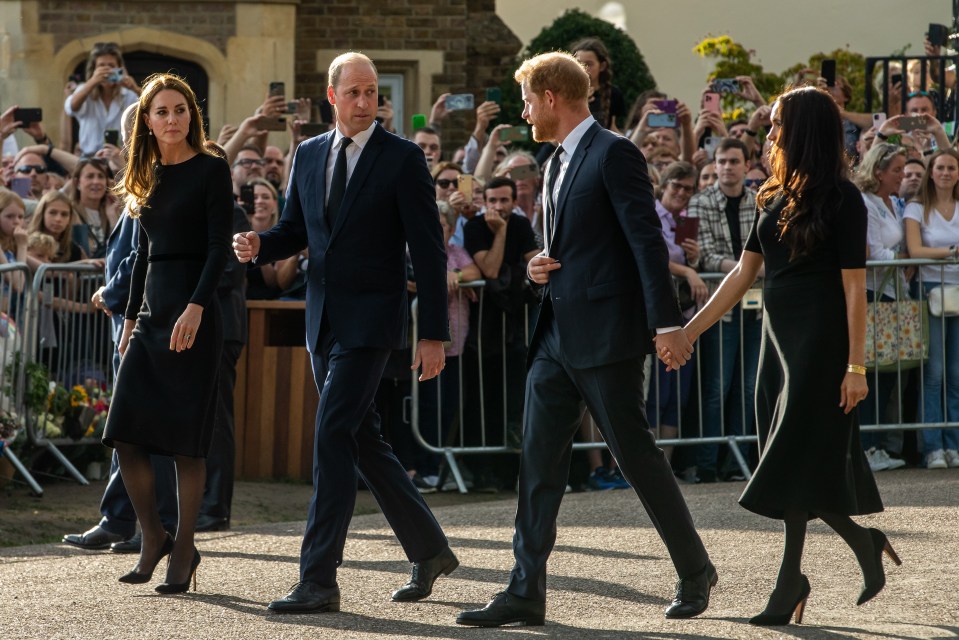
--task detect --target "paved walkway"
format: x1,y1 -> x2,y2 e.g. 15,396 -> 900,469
3,469 -> 958,639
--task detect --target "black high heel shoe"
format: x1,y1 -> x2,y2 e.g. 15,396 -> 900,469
118,533 -> 175,584
749,574 -> 811,626
155,548 -> 201,594
857,528 -> 902,606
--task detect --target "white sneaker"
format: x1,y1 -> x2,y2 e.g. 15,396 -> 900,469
945,449 -> 959,468
867,447 -> 890,472
927,449 -> 948,469
879,450 -> 907,470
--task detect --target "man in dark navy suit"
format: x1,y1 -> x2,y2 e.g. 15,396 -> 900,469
457,52 -> 716,627
233,52 -> 457,613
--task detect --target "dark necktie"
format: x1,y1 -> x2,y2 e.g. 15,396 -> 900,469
326,137 -> 352,228
544,144 -> 564,244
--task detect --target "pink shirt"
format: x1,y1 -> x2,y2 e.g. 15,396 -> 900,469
446,243 -> 474,357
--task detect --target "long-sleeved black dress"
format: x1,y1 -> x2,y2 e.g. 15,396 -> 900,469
103,152 -> 233,457
738,180 -> 883,520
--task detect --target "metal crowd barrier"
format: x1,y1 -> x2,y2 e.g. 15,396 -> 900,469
0,263 -> 42,494
410,258 -> 959,493
21,263 -> 113,488
864,55 -> 958,125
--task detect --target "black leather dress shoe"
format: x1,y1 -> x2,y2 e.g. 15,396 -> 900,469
456,591 -> 546,627
111,531 -> 142,554
195,515 -> 230,532
268,582 -> 341,613
664,560 -> 718,619
62,525 -> 126,550
391,547 -> 459,602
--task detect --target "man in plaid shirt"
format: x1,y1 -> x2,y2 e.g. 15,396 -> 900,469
687,138 -> 762,482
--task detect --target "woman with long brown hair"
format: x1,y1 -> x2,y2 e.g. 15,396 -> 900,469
102,73 -> 233,594
678,86 -> 898,625
69,157 -> 119,259
571,38 -> 624,133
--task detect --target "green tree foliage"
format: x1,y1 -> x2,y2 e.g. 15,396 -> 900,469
780,48 -> 869,112
496,9 -> 656,133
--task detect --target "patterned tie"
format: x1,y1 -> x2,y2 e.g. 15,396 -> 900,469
326,137 -> 352,228
544,144 -> 564,247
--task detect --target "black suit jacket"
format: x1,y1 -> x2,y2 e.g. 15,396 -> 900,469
534,122 -> 682,368
256,124 -> 449,352
217,204 -> 250,344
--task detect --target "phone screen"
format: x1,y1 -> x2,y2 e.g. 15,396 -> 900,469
486,87 -> 502,104
10,178 -> 32,198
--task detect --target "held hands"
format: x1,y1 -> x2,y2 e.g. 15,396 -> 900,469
412,339 -> 445,382
655,329 -> 694,372
527,254 -> 561,285
170,303 -> 202,352
839,371 -> 868,414
233,231 -> 261,263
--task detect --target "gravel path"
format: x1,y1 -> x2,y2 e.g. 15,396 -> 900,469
3,469 -> 957,639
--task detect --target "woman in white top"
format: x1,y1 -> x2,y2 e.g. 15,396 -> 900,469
64,43 -> 140,157
903,149 -> 959,469
854,143 -> 908,469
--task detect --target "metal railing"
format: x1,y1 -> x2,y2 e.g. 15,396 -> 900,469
410,258 -> 959,493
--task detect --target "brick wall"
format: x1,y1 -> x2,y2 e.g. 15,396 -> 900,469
38,1 -> 236,52
296,0 -> 521,152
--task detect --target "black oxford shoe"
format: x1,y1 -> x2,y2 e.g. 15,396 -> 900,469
456,591 -> 546,627
268,582 -> 341,613
391,547 -> 459,602
62,525 -> 126,550
664,559 -> 718,619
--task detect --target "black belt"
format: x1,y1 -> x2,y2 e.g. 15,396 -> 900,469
148,253 -> 205,263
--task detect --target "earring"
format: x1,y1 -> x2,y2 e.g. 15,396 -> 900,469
148,129 -> 153,136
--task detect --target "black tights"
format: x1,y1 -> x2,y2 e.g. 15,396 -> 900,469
115,442 -> 206,584
763,507 -> 875,614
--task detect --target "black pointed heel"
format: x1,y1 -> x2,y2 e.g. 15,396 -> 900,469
749,574 -> 811,626
118,533 -> 174,584
155,548 -> 200,594
857,528 -> 902,606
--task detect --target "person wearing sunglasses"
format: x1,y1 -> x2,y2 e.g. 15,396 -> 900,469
65,42 -> 141,157
11,150 -> 48,200
744,167 -> 768,193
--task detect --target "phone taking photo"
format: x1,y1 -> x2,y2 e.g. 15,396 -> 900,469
648,113 -> 677,128
486,87 -> 502,104
103,129 -> 120,147
268,81 -> 285,98
445,94 -> 475,111
13,108 -> 42,126
872,113 -> 887,131
498,125 -> 529,142
457,174 -> 474,198
703,92 -> 721,114
820,59 -> 837,87
710,78 -> 740,94
899,115 -> 926,132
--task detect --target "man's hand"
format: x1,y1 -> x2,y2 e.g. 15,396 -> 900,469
484,209 -> 507,233
233,231 -> 261,263
527,254 -> 561,285
736,75 -> 766,106
654,329 -> 694,372
92,285 -> 111,317
412,339 -> 446,381
473,100 -> 500,141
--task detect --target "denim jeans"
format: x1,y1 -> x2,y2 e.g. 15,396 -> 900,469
696,307 -> 762,474
921,283 -> 959,454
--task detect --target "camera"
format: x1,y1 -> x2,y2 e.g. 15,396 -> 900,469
107,68 -> 124,84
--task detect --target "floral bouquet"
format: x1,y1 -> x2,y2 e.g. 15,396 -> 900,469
0,409 -> 19,448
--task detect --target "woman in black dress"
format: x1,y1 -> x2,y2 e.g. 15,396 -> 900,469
102,73 -> 232,593
680,86 -> 899,625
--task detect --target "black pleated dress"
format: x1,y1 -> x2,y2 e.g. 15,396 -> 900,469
738,180 -> 884,520
103,153 -> 233,457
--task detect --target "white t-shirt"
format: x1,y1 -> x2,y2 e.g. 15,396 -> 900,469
903,201 -> 959,284
863,192 -> 906,298
64,86 -> 139,157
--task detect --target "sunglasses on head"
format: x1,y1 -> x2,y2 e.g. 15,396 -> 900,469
434,178 -> 458,189
16,164 -> 46,175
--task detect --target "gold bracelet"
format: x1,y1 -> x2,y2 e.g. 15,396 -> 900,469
847,364 -> 867,376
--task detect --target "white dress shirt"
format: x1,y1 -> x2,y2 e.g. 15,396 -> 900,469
326,121 -> 377,204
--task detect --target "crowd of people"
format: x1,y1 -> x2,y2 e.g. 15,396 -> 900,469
1,31 -> 958,505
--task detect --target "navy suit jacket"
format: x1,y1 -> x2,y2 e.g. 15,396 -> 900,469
256,124 -> 449,352
535,122 -> 683,368
101,211 -> 139,343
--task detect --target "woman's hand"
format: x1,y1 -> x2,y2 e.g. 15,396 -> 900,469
170,303 -> 203,352
681,238 -> 700,266
687,271 -> 709,305
839,371 -> 869,415
118,319 -> 135,358
446,270 -> 460,294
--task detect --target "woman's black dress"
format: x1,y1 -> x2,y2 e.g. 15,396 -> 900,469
103,153 -> 233,457
738,180 -> 883,520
